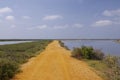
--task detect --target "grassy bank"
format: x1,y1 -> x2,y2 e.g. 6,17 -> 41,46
0,40 -> 52,80
85,56 -> 120,80
71,46 -> 120,80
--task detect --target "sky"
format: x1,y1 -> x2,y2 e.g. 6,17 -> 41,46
0,0 -> 120,39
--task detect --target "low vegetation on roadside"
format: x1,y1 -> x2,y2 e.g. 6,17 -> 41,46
0,40 -> 52,80
71,46 -> 120,80
58,41 -> 69,50
71,46 -> 104,60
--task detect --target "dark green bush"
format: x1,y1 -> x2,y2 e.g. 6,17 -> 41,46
81,46 -> 94,59
72,46 -> 104,60
0,59 -> 20,80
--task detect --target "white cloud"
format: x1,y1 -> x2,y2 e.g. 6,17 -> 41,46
22,16 -> 31,19
37,25 -> 47,29
5,16 -> 15,21
73,24 -> 83,28
53,24 -> 68,29
103,9 -> 120,17
0,7 -> 13,14
28,25 -> 47,30
92,20 -> 113,27
28,23 -> 84,30
43,15 -> 63,20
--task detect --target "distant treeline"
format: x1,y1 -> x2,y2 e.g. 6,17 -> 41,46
0,40 -> 52,80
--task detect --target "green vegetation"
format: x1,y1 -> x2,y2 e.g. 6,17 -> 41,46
0,40 -> 52,80
103,55 -> 120,80
58,41 -> 69,50
72,46 -> 104,60
84,60 -> 109,80
71,46 -> 120,80
0,59 -> 20,80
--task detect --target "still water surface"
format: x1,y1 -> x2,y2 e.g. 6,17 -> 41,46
0,41 -> 31,45
62,40 -> 120,56
0,40 -> 120,56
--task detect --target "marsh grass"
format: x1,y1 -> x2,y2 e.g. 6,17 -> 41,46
0,40 -> 52,80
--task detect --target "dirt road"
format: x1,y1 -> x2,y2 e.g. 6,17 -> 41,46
13,41 -> 103,80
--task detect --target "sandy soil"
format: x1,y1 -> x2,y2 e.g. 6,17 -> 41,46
13,40 -> 103,80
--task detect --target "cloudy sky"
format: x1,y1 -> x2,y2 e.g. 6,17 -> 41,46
0,0 -> 120,39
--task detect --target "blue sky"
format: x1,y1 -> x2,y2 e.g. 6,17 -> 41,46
0,0 -> 120,39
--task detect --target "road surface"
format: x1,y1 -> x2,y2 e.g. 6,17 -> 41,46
13,41 -> 103,80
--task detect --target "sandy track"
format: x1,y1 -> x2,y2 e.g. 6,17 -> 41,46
13,41 -> 103,80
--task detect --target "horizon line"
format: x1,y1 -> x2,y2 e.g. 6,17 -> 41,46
0,39 -> 120,41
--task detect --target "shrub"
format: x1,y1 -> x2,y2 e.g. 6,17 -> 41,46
71,48 -> 82,59
0,59 -> 20,80
71,46 -> 104,60
0,40 -> 52,80
103,55 -> 120,80
103,55 -> 120,68
72,46 -> 120,80
93,49 -> 104,60
81,46 -> 94,59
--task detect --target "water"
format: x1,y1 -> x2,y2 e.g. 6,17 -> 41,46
62,40 -> 120,56
0,41 -> 31,45
0,40 -> 120,56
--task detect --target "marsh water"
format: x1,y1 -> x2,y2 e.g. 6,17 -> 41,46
62,40 -> 120,56
0,40 -> 120,56
0,41 -> 31,45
